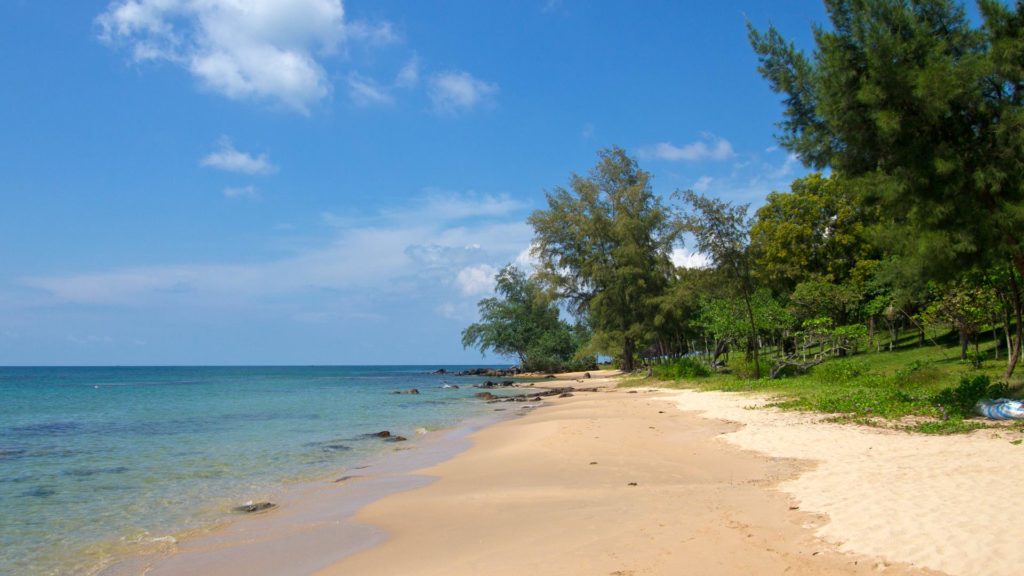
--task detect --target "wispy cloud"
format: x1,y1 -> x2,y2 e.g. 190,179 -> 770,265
456,264 -> 498,295
223,185 -> 259,199
395,55 -> 419,88
692,176 -> 713,193
428,71 -> 498,114
344,19 -> 399,46
201,138 -> 277,175
21,192 -> 532,311
96,0 -> 392,113
346,73 -> 394,106
638,134 -> 734,162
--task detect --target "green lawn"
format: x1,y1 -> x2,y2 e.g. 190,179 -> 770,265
629,330 -> 1024,435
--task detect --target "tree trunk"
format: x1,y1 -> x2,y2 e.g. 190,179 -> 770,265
1004,268 -> 1023,381
959,327 -> 969,361
741,291 -> 761,379
622,337 -> 635,372
867,316 -> 875,350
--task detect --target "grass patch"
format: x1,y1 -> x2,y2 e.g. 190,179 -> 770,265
637,334 -> 1024,434
908,418 -> 988,435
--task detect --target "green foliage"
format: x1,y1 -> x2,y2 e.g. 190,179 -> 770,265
911,418 -> 988,435
529,147 -> 678,371
750,0 -> 1024,283
932,375 -> 1009,419
812,359 -> 865,383
751,173 -> 878,291
790,280 -> 862,325
462,265 -> 582,371
678,191 -> 766,377
832,324 -> 868,354
651,356 -> 711,380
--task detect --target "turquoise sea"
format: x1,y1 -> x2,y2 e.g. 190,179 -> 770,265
0,366 -> 507,576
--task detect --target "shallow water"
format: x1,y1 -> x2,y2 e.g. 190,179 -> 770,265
0,366 -> 506,576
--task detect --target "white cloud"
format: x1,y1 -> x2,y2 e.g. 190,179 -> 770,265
201,138 -> 277,175
344,19 -> 399,45
428,71 -> 498,114
513,245 -> 539,272
769,153 -> 801,179
581,122 -> 594,139
223,185 -> 259,199
457,265 -> 497,295
346,73 -> 393,106
395,55 -> 419,88
692,176 -> 713,193
638,134 -> 734,162
21,192 -> 532,307
671,248 -> 711,269
96,0 -> 365,112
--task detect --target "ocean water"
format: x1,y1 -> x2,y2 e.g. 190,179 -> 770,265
0,366 -> 508,576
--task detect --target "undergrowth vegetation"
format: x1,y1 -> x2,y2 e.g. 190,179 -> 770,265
636,337 -> 1024,435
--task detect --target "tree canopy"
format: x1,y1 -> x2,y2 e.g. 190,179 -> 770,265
529,147 -> 678,371
749,0 -> 1024,281
461,265 -> 583,372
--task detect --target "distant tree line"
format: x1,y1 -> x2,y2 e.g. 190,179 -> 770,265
463,0 -> 1024,381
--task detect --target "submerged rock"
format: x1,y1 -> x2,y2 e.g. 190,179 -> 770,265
235,501 -> 276,513
392,389 -> 420,395
386,435 -> 408,442
365,430 -> 391,438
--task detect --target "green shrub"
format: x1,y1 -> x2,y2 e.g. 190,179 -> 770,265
932,375 -> 1008,418
812,359 -> 865,383
651,356 -> 712,380
732,359 -> 767,380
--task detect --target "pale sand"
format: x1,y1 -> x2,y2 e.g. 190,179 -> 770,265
672,388 -> 1024,576
318,376 -> 939,576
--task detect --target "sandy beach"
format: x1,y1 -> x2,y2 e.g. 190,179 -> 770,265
134,372 -> 1024,576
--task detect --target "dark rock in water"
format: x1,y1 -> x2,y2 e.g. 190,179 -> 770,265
235,501 -> 276,513
0,448 -> 27,459
543,374 -> 557,379
454,367 -> 522,377
558,392 -> 574,398
392,389 -> 420,395
22,486 -> 56,498
583,372 -> 591,379
476,380 -> 516,389
386,436 -> 408,442
365,430 -> 391,438
64,466 -> 131,477
433,368 -> 448,375
475,392 -> 498,401
319,442 -> 351,452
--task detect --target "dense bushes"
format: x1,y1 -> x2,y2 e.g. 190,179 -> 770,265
651,356 -> 711,380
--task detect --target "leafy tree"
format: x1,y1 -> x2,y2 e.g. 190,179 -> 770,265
461,265 -> 580,371
678,191 -> 763,378
789,278 -> 863,327
921,280 -> 1000,361
751,173 -> 878,292
529,147 -> 678,372
749,0 -> 1024,285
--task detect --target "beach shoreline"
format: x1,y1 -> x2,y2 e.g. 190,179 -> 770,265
99,400 -> 535,576
102,371 -> 1024,576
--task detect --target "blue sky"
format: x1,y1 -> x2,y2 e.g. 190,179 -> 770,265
0,0 -> 829,366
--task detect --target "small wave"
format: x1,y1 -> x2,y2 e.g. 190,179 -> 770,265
10,421 -> 84,436
63,466 -> 130,478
